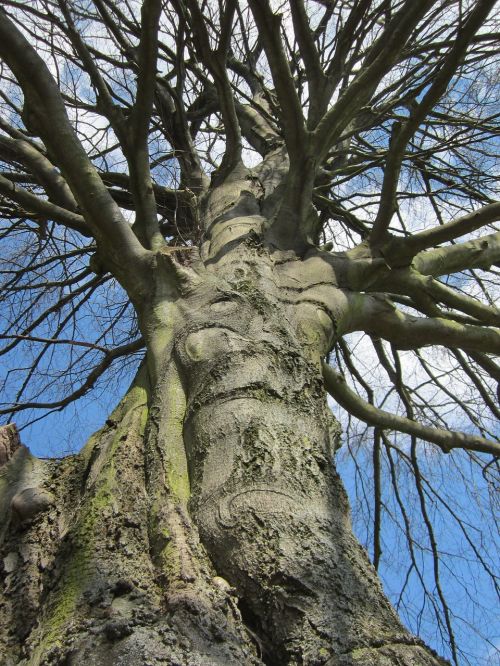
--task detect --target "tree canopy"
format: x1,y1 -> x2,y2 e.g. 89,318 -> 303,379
0,1 -> 499,663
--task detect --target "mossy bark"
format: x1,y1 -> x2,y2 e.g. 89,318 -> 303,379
0,222 -> 449,665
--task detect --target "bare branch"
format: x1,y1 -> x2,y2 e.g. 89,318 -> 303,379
369,0 -> 498,246
127,0 -> 164,249
0,133 -> 77,210
348,293 -> 500,354
383,201 -> 500,266
414,231 -> 500,277
323,364 -> 500,457
313,0 -> 437,160
0,7 -> 149,288
0,173 -> 89,235
248,0 -> 308,161
1,338 -> 144,416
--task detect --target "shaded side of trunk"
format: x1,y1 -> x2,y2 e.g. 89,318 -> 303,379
0,370 -> 258,666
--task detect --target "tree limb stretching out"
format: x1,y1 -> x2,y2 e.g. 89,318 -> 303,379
322,363 -> 500,457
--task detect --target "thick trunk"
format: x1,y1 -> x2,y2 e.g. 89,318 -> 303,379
0,372 -> 258,666
0,243 -> 448,665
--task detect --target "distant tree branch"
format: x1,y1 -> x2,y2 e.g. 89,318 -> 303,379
313,0 -> 437,160
0,338 -> 144,417
369,0 -> 497,246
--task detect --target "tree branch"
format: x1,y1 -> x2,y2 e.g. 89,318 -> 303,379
369,0 -> 497,246
184,0 -> 242,178
383,201 -> 500,267
0,173 -> 90,235
290,0 -> 326,127
414,231 -> 500,277
247,0 -> 308,161
313,0 -> 437,161
348,293 -> 500,354
0,133 -> 77,211
0,7 -> 149,290
1,338 -> 145,416
367,265 -> 500,326
322,364 -> 500,457
127,0 -> 164,250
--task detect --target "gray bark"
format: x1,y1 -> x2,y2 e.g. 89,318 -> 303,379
0,179 -> 449,665
0,272 -> 447,664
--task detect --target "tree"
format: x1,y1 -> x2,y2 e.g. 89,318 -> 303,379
0,0 -> 498,664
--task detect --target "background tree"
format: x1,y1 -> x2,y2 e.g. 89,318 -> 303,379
0,1 -> 499,664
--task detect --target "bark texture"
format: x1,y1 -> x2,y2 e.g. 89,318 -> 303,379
0,181 -> 449,665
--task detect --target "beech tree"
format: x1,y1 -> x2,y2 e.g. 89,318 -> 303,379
0,1 -> 499,664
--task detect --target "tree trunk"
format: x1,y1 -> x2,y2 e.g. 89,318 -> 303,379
0,230 -> 449,665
